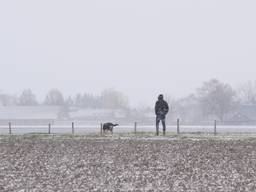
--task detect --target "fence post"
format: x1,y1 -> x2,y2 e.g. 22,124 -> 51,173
214,120 -> 217,135
9,122 -> 11,135
134,122 -> 137,133
177,118 -> 180,134
100,123 -> 103,134
48,123 -> 51,134
72,122 -> 74,135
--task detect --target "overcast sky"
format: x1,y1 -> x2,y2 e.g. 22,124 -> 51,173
0,0 -> 255,107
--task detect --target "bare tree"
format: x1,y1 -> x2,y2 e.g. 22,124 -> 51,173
101,88 -> 129,109
174,94 -> 202,123
237,81 -> 256,104
44,89 -> 64,106
18,89 -> 38,106
197,79 -> 236,122
65,96 -> 74,107
74,93 -> 83,107
73,93 -> 100,108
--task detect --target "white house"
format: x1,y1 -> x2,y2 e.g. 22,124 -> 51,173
0,106 -> 62,125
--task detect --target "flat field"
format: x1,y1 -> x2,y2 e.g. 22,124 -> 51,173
0,135 -> 256,191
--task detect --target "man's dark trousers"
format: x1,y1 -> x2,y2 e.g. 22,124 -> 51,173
156,115 -> 166,136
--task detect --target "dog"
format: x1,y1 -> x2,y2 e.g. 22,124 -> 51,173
102,122 -> 119,133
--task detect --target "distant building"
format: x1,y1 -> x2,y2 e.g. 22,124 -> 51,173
226,105 -> 256,124
69,108 -> 127,123
0,106 -> 62,125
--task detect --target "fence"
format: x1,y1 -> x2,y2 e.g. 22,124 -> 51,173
2,119 -> 256,135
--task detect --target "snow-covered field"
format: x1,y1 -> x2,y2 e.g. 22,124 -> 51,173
1,136 -> 256,191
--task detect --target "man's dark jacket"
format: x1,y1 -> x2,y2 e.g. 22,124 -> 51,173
155,99 -> 169,118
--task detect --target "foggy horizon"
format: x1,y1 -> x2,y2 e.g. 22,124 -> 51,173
0,78 -> 254,108
1,0 -> 256,107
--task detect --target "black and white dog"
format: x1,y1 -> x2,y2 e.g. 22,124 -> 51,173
103,122 -> 119,133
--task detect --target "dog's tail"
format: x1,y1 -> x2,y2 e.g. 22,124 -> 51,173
113,124 -> 119,127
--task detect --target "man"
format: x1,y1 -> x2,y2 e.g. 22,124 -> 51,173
155,94 -> 169,136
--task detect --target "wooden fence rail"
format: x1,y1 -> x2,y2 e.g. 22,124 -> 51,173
0,120 -> 228,135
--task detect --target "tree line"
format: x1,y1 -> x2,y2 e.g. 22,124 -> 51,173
1,79 -> 256,122
165,79 -> 256,123
0,88 -> 129,109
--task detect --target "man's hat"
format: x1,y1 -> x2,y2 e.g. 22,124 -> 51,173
158,94 -> 164,100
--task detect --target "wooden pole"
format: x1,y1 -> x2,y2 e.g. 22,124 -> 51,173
9,122 -> 11,135
72,122 -> 74,135
177,118 -> 180,134
214,120 -> 217,135
48,123 -> 51,134
134,122 -> 137,133
100,123 -> 103,134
